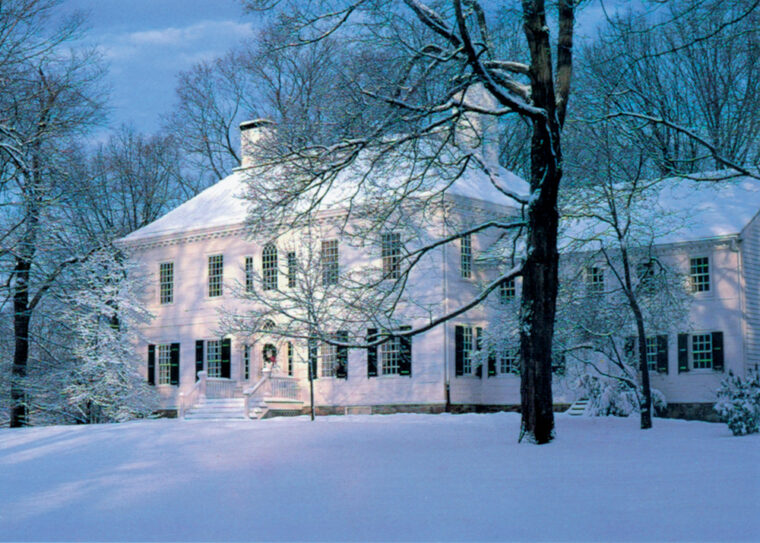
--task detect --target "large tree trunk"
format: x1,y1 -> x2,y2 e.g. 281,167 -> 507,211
10,257 -> 32,428
518,0 -> 568,444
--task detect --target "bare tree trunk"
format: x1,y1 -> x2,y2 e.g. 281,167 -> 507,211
10,258 -> 31,428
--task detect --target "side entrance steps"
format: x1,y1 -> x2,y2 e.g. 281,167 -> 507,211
184,398 -> 247,420
566,398 -> 590,416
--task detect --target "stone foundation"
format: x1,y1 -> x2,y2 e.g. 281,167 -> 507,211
660,403 -> 723,423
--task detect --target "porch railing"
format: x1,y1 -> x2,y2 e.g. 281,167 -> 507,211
265,376 -> 301,401
178,370 -> 206,418
206,377 -> 237,399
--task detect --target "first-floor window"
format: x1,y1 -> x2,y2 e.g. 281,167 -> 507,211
207,340 -> 222,377
499,348 -> 519,374
645,336 -> 658,372
148,343 -> 179,386
381,336 -> 401,375
455,325 -> 476,375
320,332 -> 348,378
692,333 -> 713,369
158,344 -> 171,384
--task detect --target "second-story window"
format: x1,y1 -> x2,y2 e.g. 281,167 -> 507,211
159,262 -> 173,304
381,232 -> 401,279
322,239 -> 339,286
245,256 -> 254,293
208,255 -> 223,297
460,233 -> 472,278
287,251 -> 297,288
586,266 -> 604,294
690,256 -> 710,292
499,278 -> 516,304
262,243 -> 278,290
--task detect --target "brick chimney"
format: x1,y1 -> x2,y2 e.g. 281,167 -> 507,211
239,119 -> 274,168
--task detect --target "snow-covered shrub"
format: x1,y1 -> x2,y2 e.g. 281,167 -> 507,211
574,374 -> 666,417
714,370 -> 760,436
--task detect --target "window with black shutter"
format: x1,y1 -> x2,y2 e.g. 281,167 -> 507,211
170,343 -> 180,385
195,340 -> 204,381
221,338 -> 231,378
335,331 -> 348,379
147,344 -> 156,385
399,326 -> 412,377
656,335 -> 668,374
455,325 -> 464,376
367,328 -> 378,378
475,327 -> 483,378
711,331 -> 724,372
677,333 -> 689,372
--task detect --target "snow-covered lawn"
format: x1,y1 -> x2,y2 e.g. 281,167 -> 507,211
0,413 -> 757,542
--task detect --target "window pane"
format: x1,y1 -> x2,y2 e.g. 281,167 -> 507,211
381,336 -> 401,375
262,244 -> 278,290
208,255 -> 223,297
462,326 -> 473,374
321,340 -> 338,377
692,333 -> 713,369
322,240 -> 339,286
158,344 -> 171,384
460,234 -> 472,278
159,262 -> 173,304
287,252 -> 297,288
499,278 -> 515,304
499,347 -> 519,374
690,257 -> 710,292
645,336 -> 658,371
381,232 -> 401,279
245,257 -> 254,293
207,340 -> 222,377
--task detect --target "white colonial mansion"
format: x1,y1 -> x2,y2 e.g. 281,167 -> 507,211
118,122 -> 760,420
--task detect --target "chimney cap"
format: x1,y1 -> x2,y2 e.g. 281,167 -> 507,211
240,118 -> 274,131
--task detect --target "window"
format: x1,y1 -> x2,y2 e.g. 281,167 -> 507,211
381,232 -> 401,279
690,257 -> 710,292
262,243 -> 278,290
460,234 -> 472,278
381,336 -> 401,375
499,348 -> 519,374
320,331 -> 348,378
208,255 -> 223,297
678,331 -> 723,372
499,278 -> 516,304
159,262 -> 173,304
287,251 -> 297,288
322,239 -> 339,286
645,336 -> 658,372
243,344 -> 250,380
206,340 -> 222,377
586,266 -> 604,294
148,343 -> 179,386
692,333 -> 713,369
287,341 -> 294,376
157,344 -> 171,384
455,325 -> 475,375
637,259 -> 656,290
244,257 -> 254,293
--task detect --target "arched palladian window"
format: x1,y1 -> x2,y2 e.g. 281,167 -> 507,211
262,243 -> 278,290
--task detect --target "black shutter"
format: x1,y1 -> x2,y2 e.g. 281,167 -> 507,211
399,326 -> 412,377
336,331 -> 348,379
475,327 -> 483,378
487,350 -> 496,377
712,331 -> 724,371
170,343 -> 180,385
195,340 -> 204,381
221,338 -> 231,378
147,344 -> 156,385
455,325 -> 464,376
367,328 -> 378,378
624,336 -> 636,361
308,336 -> 318,380
656,335 -> 668,374
678,333 -> 689,372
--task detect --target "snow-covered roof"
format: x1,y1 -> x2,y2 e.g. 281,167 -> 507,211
120,159 -> 528,244
561,174 -> 760,249
479,173 -> 760,262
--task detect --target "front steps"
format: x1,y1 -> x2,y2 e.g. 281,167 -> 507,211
566,398 -> 590,416
184,398 -> 248,420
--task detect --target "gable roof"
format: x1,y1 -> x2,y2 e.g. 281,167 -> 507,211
120,161 -> 528,244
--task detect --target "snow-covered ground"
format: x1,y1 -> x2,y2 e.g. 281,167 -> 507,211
0,413 -> 757,542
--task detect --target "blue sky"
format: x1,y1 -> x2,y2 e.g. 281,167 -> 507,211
57,1 -> 619,138
60,0 -> 255,134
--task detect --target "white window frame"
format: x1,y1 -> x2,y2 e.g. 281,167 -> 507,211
287,251 -> 297,288
208,255 -> 224,298
381,232 -> 401,280
244,256 -> 254,293
460,234 -> 472,278
262,243 -> 278,291
499,278 -> 516,304
462,326 -> 473,375
380,336 -> 402,375
322,239 -> 339,286
206,339 -> 222,377
159,262 -> 174,305
320,340 -> 338,378
157,343 -> 172,385
499,347 -> 519,375
645,336 -> 658,372
691,333 -> 713,369
690,256 -> 710,293
586,265 -> 604,294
